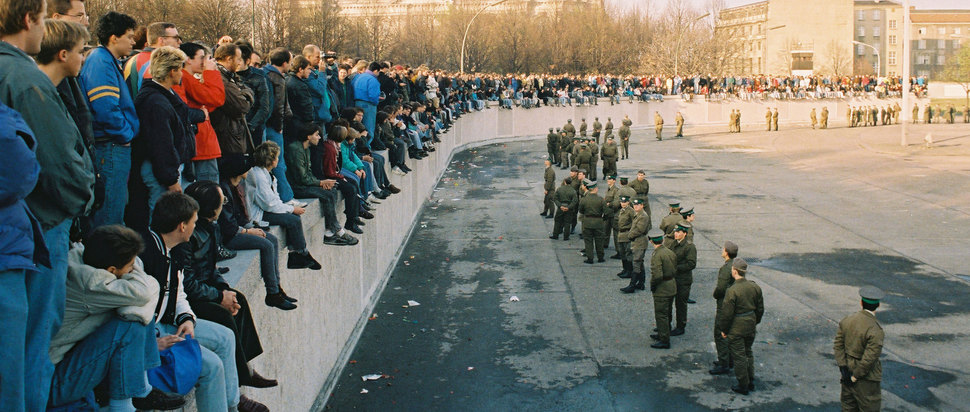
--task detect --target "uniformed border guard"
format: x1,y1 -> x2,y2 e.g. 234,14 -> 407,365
578,181 -> 607,263
647,228 -> 677,349
620,199 -> 650,293
710,241 -> 738,376
717,258 -> 764,395
550,177 -> 578,240
667,222 -> 697,336
540,159 -> 556,217
834,286 -> 885,412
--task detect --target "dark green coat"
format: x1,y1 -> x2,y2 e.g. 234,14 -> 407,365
668,238 -> 697,284
616,207 -> 634,242
650,245 -> 677,297
578,192 -> 606,228
544,166 -> 556,192
717,278 -> 764,335
713,258 -> 735,302
834,310 -> 884,382
628,210 -> 650,250
563,122 -> 576,138
553,184 -> 578,211
601,142 -> 618,160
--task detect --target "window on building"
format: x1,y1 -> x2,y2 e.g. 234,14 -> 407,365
889,71 -> 896,77
858,27 -> 865,37
938,55 -> 945,65
956,28 -> 962,35
888,51 -> 896,65
874,27 -> 881,37
918,27 -> 925,35
938,27 -> 945,35
873,10 -> 881,20
889,20 -> 897,30
857,44 -> 865,56
858,10 -> 865,20
758,23 -> 762,34
918,54 -> 929,65
918,39 -> 926,49
938,39 -> 946,48
889,35 -> 897,45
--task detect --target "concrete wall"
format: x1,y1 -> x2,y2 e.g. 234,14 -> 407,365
207,96 -> 913,412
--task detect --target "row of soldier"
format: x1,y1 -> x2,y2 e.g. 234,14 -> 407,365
914,104 -> 970,124
848,103 -> 901,127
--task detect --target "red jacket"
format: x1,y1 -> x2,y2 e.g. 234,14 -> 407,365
173,69 -> 225,161
322,140 -> 346,180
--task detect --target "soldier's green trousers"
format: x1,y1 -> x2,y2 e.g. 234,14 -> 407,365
602,159 -> 617,178
653,295 -> 674,343
630,247 -> 647,287
728,316 -> 757,387
714,301 -> 731,367
552,209 -> 575,239
841,379 -> 881,412
542,191 -> 555,216
560,151 -> 570,168
675,280 -> 692,329
621,140 -> 629,159
582,224 -> 605,260
615,241 -> 631,263
590,160 -> 598,180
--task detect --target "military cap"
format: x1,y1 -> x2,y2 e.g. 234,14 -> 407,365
647,228 -> 665,243
619,177 -> 629,184
607,134 -> 615,139
568,119 -> 573,122
574,137 -> 582,141
570,166 -> 578,172
582,118 -> 586,121
680,205 -> 694,217
606,174 -> 616,180
619,195 -> 630,202
859,286 -> 885,304
667,200 -> 681,208
580,143 -> 588,148
674,222 -> 691,232
577,169 -> 587,174
631,198 -> 644,205
732,257 -> 748,273
723,241 -> 738,256
586,180 -> 597,189
549,127 -> 554,131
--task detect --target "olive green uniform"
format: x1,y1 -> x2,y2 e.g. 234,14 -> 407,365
600,141 -> 618,178
766,109 -> 772,131
559,133 -> 572,168
579,120 -> 588,137
578,192 -> 607,261
615,205 -> 634,265
563,121 -> 576,138
547,131 -> 560,163
654,113 -> 664,140
668,238 -> 697,330
588,142 -> 599,181
717,278 -> 765,389
628,178 -> 651,222
964,106 -> 970,123
712,258 -> 735,367
834,310 -> 884,412
771,109 -> 779,131
618,125 -> 631,159
576,149 -> 592,176
602,183 -> 620,248
628,210 -> 650,289
735,110 -> 741,132
592,120 -> 602,143
604,119 -> 614,138
729,110 -> 737,133
810,109 -> 817,129
542,166 -> 556,216
675,113 -> 684,137
552,184 -> 578,239
659,211 -> 682,236
913,105 -> 919,124
613,186 -> 636,247
650,244 -> 677,343
821,107 -> 829,129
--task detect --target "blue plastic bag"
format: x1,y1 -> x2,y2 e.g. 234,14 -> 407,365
147,335 -> 202,395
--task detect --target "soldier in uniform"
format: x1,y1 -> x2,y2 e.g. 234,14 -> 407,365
550,177 -> 578,240
729,109 -> 738,133
924,105 -> 932,124
559,130 -> 572,169
659,200 -> 682,236
870,106 -> 878,126
571,137 -> 582,166
601,136 -> 619,178
579,118 -> 588,137
618,121 -> 631,160
592,117 -> 602,143
563,119 -> 576,138
771,107 -> 779,131
964,106 -> 970,123
588,138 -> 599,181
612,178 -> 637,259
709,241 -> 738,376
613,195 -> 634,277
654,111 -> 664,140
821,106 -> 829,129
766,108 -> 773,131
629,170 -> 651,222
810,108 -> 817,129
717,258 -> 764,395
679,205 -> 695,244
647,228 -> 677,349
736,109 -> 742,132
571,169 -> 585,196
622,114 -> 633,129
675,112 -> 685,137
540,159 -> 556,217
601,175 -> 619,249
835,286 -> 885,412
620,199 -> 650,293
666,222 -> 696,336
604,117 -> 614,138
578,181 -> 607,263
575,144 -> 592,179
893,102 -> 901,124
912,104 -> 919,124
547,128 -> 560,165
948,105 -> 956,124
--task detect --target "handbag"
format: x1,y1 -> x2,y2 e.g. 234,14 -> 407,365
147,335 -> 203,395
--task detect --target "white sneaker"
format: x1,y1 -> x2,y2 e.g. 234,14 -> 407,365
392,166 -> 406,176
286,199 -> 308,208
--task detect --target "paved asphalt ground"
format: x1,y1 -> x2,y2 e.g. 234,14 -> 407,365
325,123 -> 970,411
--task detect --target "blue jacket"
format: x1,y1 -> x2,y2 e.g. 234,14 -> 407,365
0,101 -> 49,272
306,69 -> 332,124
352,70 -> 380,105
80,47 -> 139,144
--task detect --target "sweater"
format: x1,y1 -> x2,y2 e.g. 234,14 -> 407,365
244,166 -> 293,223
172,69 -> 225,161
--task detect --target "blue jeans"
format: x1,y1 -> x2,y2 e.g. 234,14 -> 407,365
226,233 -> 280,294
265,128 -> 294,203
193,159 -> 220,183
141,161 -> 182,218
24,219 -> 71,411
90,143 -> 132,228
0,269 -> 29,411
157,319 -> 238,411
49,318 -> 157,408
355,100 -> 377,142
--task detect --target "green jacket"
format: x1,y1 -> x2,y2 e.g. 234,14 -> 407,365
601,142 -> 618,159
622,118 -> 633,127
544,166 -> 556,192
650,245 -> 677,297
605,120 -> 614,132
576,150 -> 592,167
616,207 -> 634,242
559,134 -> 571,151
578,192 -> 606,228
668,238 -> 697,284
285,140 -> 319,189
618,125 -> 631,139
713,258 -> 735,302
592,121 -> 602,133
660,212 -> 682,235
628,210 -> 650,250
717,278 -> 764,335
603,184 -> 620,218
0,42 -> 94,230
834,310 -> 884,382
553,184 -> 578,211
563,123 -> 576,137
547,132 -> 559,150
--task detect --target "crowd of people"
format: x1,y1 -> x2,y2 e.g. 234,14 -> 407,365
0,0 -> 501,410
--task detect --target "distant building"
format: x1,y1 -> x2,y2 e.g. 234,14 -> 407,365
910,9 -> 970,78
715,0 -> 853,76
336,0 -> 601,18
853,0 -> 904,77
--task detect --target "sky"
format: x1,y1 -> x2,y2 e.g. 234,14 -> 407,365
604,0 -> 970,12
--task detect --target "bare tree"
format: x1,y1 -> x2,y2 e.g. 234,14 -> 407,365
824,40 -> 852,77
942,45 -> 970,108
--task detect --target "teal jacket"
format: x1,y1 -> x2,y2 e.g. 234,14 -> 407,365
0,41 -> 94,230
340,141 -> 365,172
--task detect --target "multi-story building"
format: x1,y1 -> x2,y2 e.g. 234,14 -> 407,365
715,0 -> 853,76
910,9 -> 970,78
853,0 -> 904,77
336,0 -> 600,18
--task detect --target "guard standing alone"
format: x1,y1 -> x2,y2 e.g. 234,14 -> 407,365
716,258 -> 764,395
834,286 -> 885,412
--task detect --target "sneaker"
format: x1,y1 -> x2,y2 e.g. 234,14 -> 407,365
131,388 -> 185,411
344,223 -> 364,234
285,199 -> 308,208
387,184 -> 401,194
325,233 -> 358,245
392,166 -> 406,176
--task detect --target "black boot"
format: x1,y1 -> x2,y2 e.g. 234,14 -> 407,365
132,388 -> 186,411
265,293 -> 297,310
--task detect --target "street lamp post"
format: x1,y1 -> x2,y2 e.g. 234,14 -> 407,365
674,13 -> 710,76
901,0 -> 911,146
853,40 -> 881,76
460,0 -> 512,74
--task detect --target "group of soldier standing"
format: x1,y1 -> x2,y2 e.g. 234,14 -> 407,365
539,123 -> 887,405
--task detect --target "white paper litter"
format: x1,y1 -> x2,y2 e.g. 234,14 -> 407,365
361,374 -> 382,381
509,296 -> 520,302
407,300 -> 421,307
360,389 -> 369,394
